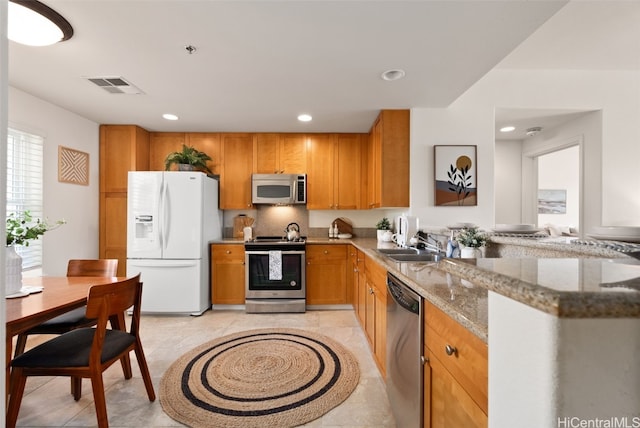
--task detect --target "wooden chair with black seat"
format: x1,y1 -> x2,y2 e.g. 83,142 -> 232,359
6,273 -> 156,428
12,259 -> 130,400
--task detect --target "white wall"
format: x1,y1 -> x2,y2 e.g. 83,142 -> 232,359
537,146 -> 580,228
9,87 -> 100,276
494,139 -> 522,224
411,69 -> 640,230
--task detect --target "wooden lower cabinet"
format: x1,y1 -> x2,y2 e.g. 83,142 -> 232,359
211,244 -> 246,305
425,348 -> 488,428
364,256 -> 387,378
306,244 -> 348,305
424,301 -> 488,428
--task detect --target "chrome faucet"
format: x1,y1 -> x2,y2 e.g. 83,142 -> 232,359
410,233 -> 443,253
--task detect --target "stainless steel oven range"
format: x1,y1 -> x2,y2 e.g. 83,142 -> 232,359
244,236 -> 306,313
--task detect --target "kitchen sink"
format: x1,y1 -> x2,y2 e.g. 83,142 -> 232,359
376,247 -> 443,262
376,248 -> 421,255
387,253 -> 442,262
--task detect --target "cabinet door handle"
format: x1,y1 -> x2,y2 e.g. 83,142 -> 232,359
323,250 -> 328,254
225,250 -> 231,254
445,344 -> 457,356
369,288 -> 374,295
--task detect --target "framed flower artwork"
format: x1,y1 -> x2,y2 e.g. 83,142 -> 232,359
434,145 -> 477,206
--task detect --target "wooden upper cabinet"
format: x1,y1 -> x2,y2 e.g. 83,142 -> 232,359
99,125 -> 149,276
306,134 -> 364,210
368,110 -> 410,208
149,132 -> 220,174
187,133 -> 221,175
306,134 -> 336,210
279,134 -> 307,173
221,133 -> 254,209
149,132 -> 185,171
100,125 -> 149,192
254,133 -> 307,174
335,134 -> 362,210
254,133 -> 279,174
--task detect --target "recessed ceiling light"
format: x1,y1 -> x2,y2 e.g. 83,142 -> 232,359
8,0 -> 73,46
381,69 -> 406,81
162,113 -> 179,121
500,126 -> 515,133
297,114 -> 312,122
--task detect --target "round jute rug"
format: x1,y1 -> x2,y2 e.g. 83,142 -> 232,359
160,328 -> 360,428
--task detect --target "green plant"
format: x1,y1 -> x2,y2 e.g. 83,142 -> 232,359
455,226 -> 487,248
164,144 -> 212,173
6,211 -> 66,246
376,217 -> 391,230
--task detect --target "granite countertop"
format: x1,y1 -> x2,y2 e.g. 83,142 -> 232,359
211,236 -> 640,343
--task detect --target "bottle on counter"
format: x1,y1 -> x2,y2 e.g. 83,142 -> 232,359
333,222 -> 339,238
329,224 -> 334,238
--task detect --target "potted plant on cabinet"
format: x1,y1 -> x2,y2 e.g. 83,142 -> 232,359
164,144 -> 213,173
376,217 -> 392,242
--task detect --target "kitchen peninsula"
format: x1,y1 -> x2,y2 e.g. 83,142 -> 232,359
211,234 -> 640,427
359,240 -> 640,428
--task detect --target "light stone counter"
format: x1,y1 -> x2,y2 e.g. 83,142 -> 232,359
211,238 -> 640,343
349,239 -> 640,343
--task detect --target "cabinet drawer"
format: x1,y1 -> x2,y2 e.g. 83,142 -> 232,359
211,244 -> 245,262
364,256 -> 387,297
424,301 -> 488,414
306,244 -> 347,261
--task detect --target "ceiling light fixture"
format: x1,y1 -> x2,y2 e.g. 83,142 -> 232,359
500,126 -> 515,133
162,113 -> 179,121
8,0 -> 73,46
525,126 -> 543,137
381,69 -> 406,81
297,114 -> 312,122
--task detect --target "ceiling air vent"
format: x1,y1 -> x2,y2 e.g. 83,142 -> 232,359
85,76 -> 144,95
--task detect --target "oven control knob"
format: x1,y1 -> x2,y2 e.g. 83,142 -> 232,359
290,281 -> 297,287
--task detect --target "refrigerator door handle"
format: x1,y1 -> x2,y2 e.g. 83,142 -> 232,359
128,259 -> 198,268
159,179 -> 167,250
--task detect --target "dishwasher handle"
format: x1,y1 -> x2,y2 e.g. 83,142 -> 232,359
387,273 -> 421,315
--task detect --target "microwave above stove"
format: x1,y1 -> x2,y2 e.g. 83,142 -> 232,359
252,174 -> 306,205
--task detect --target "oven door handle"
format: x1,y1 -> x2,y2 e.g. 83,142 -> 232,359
245,250 -> 306,255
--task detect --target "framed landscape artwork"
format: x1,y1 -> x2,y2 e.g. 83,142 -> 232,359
434,145 -> 477,206
538,189 -> 567,214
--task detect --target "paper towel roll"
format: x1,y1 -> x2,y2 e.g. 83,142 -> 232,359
243,226 -> 253,241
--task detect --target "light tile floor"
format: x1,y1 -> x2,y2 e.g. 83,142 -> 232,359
14,309 -> 396,427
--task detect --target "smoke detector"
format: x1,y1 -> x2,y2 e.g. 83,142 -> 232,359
525,126 -> 543,137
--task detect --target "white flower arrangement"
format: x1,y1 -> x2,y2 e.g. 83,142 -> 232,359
455,226 -> 487,248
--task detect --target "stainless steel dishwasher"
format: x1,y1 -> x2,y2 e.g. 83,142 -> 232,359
386,273 -> 423,428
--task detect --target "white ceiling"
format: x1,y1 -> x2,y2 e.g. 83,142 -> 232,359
494,0 -> 640,141
8,1 -> 639,134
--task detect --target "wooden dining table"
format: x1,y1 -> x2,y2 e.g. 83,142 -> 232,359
5,276 -> 126,391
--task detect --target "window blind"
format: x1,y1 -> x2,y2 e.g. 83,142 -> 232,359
6,128 -> 44,270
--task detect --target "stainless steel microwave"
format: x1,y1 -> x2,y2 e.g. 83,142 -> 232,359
252,174 -> 306,205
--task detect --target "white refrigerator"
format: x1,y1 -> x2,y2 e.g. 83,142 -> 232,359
126,171 -> 222,315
